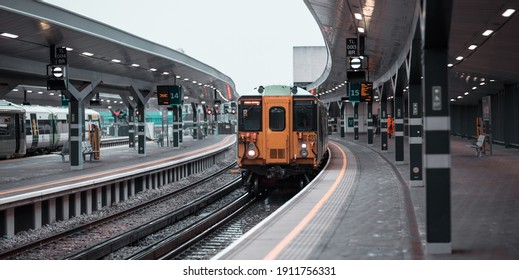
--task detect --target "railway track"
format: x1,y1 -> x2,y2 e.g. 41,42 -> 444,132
0,162 -> 240,260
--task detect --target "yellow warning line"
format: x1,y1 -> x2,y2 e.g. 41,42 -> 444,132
263,141 -> 347,260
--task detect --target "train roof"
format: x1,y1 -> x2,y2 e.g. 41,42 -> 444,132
0,100 -> 26,113
240,85 -> 316,97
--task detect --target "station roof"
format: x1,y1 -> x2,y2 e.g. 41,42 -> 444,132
304,0 -> 519,105
0,0 -> 237,107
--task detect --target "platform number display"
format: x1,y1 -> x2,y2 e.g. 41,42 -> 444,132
349,82 -> 360,102
157,85 -> 183,106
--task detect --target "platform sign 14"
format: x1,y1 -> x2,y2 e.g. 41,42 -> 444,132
157,85 -> 183,106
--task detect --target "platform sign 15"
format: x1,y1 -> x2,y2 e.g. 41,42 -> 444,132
349,82 -> 360,102
360,82 -> 373,102
157,85 -> 183,106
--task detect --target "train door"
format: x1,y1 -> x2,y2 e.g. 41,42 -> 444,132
264,97 -> 290,164
15,112 -> 26,155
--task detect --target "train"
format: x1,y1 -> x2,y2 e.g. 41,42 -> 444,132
237,85 -> 329,195
0,100 -> 101,159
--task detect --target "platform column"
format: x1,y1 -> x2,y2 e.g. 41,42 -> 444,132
409,24 -> 424,188
128,106 -> 135,149
422,0 -> 453,254
353,102 -> 359,141
179,105 -> 183,143
394,65 -> 406,164
380,83 -> 389,151
340,101 -> 345,138
173,105 -> 180,149
137,101 -> 146,157
367,101 -> 373,146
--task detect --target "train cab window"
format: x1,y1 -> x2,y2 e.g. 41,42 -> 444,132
269,107 -> 285,131
239,100 -> 262,131
293,100 -> 317,131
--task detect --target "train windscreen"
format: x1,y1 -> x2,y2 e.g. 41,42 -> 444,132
238,99 -> 262,131
293,100 -> 317,131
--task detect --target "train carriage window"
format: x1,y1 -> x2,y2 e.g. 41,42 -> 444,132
293,100 -> 317,131
0,115 -> 10,136
239,100 -> 262,131
269,107 -> 285,131
25,119 -> 32,135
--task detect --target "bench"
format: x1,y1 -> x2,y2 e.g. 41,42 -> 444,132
82,141 -> 95,161
60,141 -> 96,162
466,134 -> 486,157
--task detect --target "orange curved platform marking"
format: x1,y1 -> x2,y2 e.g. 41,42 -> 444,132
263,141 -> 347,260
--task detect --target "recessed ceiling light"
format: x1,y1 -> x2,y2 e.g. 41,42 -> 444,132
150,68 -> 157,71
1,32 -> 18,38
502,9 -> 516,17
447,63 -> 454,67
358,27 -> 365,33
162,72 -> 169,75
111,59 -> 121,63
354,13 -> 362,20
482,30 -> 493,36
472,86 -> 477,90
176,75 -> 181,78
82,52 -> 94,56
457,96 -> 462,99
464,92 -> 469,95
131,63 -> 140,67
456,56 -> 464,61
451,98 -> 456,102
468,45 -> 477,50
65,47 -> 73,51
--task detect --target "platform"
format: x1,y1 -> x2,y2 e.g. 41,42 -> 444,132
215,133 -> 519,260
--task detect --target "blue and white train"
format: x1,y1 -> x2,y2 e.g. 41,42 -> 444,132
0,100 -> 101,159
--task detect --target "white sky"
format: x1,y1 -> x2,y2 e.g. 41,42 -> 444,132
44,0 -> 325,94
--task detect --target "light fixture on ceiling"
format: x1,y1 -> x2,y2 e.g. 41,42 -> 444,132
358,27 -> 365,33
82,52 -> 94,56
482,30 -> 493,36
0,32 -> 18,38
131,63 -> 140,67
354,13 -> 362,20
502,9 -> 516,17
468,45 -> 477,50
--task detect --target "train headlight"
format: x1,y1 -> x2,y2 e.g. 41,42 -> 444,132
246,142 -> 258,159
300,149 -> 308,158
301,143 -> 307,149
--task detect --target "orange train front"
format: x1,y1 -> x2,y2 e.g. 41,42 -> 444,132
237,85 -> 328,195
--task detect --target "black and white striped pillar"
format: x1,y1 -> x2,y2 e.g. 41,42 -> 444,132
380,83 -> 389,151
409,24 -> 423,188
340,101 -> 345,138
367,101 -> 373,146
173,105 -> 180,149
137,101 -> 146,157
394,65 -> 406,164
353,102 -> 359,141
422,0 -> 453,254
128,106 -> 135,149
